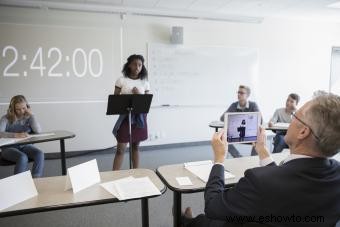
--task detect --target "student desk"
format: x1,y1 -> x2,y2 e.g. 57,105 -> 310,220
208,121 -> 224,132
156,152 -> 290,227
0,130 -> 75,176
0,169 -> 166,227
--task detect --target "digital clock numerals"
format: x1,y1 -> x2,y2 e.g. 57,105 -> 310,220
3,46 -> 19,77
1,46 -> 103,78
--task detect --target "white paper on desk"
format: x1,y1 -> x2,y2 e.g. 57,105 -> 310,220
176,177 -> 193,186
100,176 -> 135,199
184,160 -> 235,183
64,159 -> 100,193
28,133 -> 55,138
0,138 -> 26,146
273,123 -> 290,128
0,171 -> 38,211
115,177 -> 161,200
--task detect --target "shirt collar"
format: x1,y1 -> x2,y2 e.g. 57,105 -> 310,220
282,154 -> 312,165
237,101 -> 249,110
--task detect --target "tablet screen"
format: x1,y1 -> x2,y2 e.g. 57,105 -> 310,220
224,112 -> 260,144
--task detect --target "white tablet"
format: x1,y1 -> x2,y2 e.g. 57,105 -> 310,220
224,112 -> 261,144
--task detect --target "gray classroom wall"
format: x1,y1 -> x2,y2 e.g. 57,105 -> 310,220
1,6 -> 340,153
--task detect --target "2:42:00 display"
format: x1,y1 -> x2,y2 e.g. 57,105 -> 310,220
1,46 -> 103,78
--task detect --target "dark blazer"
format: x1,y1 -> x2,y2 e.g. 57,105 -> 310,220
220,101 -> 260,122
204,158 -> 340,227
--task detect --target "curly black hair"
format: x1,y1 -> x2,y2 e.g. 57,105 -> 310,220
121,54 -> 148,80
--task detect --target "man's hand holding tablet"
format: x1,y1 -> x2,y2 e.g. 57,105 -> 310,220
224,112 -> 261,144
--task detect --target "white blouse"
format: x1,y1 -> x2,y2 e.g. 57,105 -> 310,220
115,76 -> 150,94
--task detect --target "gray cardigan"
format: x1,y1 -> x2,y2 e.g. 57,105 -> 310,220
0,114 -> 41,138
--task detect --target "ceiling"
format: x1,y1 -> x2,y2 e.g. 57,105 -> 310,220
1,0 -> 340,23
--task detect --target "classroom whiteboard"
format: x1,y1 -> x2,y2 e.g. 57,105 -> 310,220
330,47 -> 340,95
148,43 -> 259,106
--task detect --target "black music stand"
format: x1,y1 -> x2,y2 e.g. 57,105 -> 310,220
106,94 -> 153,169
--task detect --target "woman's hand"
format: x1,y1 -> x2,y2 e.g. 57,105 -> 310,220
25,106 -> 33,117
14,132 -> 29,138
132,87 -> 141,94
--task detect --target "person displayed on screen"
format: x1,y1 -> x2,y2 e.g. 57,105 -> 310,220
112,54 -> 150,170
182,92 -> 340,227
0,95 -> 44,178
220,85 -> 261,157
269,93 -> 300,153
237,119 -> 246,141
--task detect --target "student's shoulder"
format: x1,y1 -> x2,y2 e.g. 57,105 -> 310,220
249,101 -> 260,108
116,76 -> 126,82
230,101 -> 238,106
0,114 -> 9,122
245,164 -> 281,180
277,107 -> 286,112
115,76 -> 127,87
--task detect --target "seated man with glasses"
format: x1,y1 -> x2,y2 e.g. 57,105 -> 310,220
183,91 -> 340,227
220,85 -> 261,157
268,93 -> 300,153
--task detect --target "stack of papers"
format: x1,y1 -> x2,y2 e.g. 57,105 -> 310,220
184,160 -> 235,183
0,138 -> 25,147
0,133 -> 55,147
101,176 -> 161,200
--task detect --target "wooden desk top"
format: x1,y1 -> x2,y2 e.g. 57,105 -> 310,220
0,169 -> 165,217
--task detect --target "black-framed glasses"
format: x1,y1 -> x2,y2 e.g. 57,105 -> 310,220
291,113 -> 320,141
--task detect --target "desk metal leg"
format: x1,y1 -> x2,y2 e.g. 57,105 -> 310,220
141,198 -> 149,227
173,191 -> 182,227
215,127 -> 218,132
60,139 -> 66,175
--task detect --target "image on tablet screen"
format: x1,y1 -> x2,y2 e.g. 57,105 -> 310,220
224,112 -> 260,143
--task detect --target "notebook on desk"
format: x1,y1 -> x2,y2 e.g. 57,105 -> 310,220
273,122 -> 290,129
0,138 -> 26,147
184,160 -> 235,183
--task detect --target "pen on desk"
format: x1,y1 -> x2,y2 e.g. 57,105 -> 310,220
162,104 -> 170,107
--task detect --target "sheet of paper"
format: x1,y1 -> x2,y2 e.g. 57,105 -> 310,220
0,138 -> 17,147
114,177 -> 161,200
176,177 -> 193,186
28,133 -> 55,138
184,160 -> 235,183
184,160 -> 213,167
100,176 -> 135,199
0,171 -> 38,211
0,133 -> 55,146
273,122 -> 290,128
0,138 -> 26,146
64,159 -> 101,193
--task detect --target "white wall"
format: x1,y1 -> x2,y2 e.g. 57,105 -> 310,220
1,6 -> 340,153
